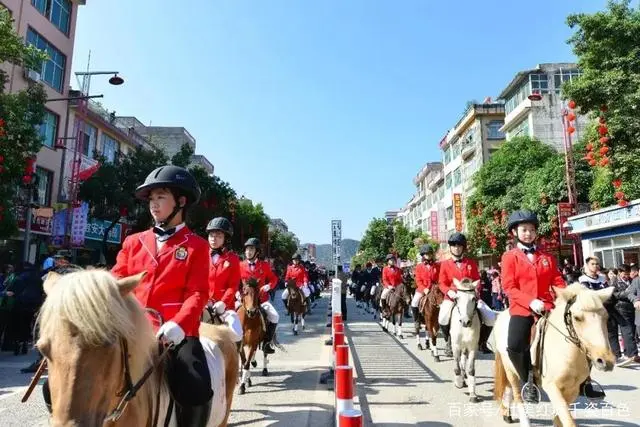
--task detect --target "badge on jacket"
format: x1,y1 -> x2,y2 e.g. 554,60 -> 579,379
175,247 -> 188,261
542,258 -> 549,267
467,265 -> 471,271
223,260 -> 230,269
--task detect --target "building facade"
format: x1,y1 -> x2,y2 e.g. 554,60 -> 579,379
498,63 -> 584,151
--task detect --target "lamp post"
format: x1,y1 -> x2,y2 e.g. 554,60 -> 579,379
560,106 -> 581,266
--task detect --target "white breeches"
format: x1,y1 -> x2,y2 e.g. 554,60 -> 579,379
370,285 -> 378,296
438,298 -> 496,326
261,301 -> 279,323
360,285 -> 366,293
381,287 -> 393,300
411,290 -> 426,308
281,285 -> 310,300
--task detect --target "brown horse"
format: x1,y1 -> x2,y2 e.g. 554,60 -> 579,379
419,286 -> 445,361
286,280 -> 306,335
37,269 -> 238,427
237,279 -> 266,394
382,285 -> 407,338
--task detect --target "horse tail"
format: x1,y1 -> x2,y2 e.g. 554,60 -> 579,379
493,352 -> 507,402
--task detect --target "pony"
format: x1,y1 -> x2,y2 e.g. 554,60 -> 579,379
381,285 -> 408,338
493,284 -> 615,427
36,269 -> 238,427
419,286 -> 445,362
449,278 -> 482,402
237,278 -> 267,394
285,280 -> 306,335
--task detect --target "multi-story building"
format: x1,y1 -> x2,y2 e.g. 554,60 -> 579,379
191,154 -> 214,175
2,0 -> 85,261
384,210 -> 399,224
401,162 -> 443,234
498,63 -> 584,150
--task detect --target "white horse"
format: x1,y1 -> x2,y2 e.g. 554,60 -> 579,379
449,278 -> 482,402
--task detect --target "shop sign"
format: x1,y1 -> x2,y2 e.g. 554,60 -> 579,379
570,201 -> 640,233
17,206 -> 52,234
430,211 -> 439,241
85,218 -> 122,244
453,193 -> 463,232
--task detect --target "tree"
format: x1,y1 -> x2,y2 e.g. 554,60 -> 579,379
79,146 -> 168,263
268,228 -> 298,275
171,143 -> 194,168
354,218 -> 394,265
186,168 -> 236,237
231,198 -> 270,252
563,0 -> 640,202
0,8 -> 48,238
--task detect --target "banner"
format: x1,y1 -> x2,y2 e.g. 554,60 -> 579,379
331,220 -> 342,265
453,193 -> 463,232
430,211 -> 438,241
84,218 -> 122,244
70,202 -> 89,246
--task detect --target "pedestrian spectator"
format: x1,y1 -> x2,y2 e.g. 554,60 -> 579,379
337,265 -> 349,321
491,271 -> 503,310
607,268 -> 619,286
480,270 -> 493,308
0,264 -> 16,351
607,264 -> 639,366
6,262 -> 44,355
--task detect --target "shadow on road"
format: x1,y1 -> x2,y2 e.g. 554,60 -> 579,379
229,402 -> 333,427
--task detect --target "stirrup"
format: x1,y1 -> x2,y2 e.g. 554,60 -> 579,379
581,379 -> 606,400
521,381 -> 541,404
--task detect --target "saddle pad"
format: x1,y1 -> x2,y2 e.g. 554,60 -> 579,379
530,317 -> 547,370
200,336 -> 227,427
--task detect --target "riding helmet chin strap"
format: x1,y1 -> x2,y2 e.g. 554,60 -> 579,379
156,203 -> 184,228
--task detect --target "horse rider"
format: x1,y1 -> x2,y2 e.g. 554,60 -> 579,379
412,245 -> 439,346
239,237 -> 280,354
380,254 -> 402,312
111,165 -> 212,426
282,254 -> 310,312
501,210 -> 604,403
438,232 -> 496,358
206,217 -> 243,342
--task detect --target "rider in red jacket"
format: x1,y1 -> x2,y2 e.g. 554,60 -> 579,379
283,254 -> 309,312
412,245 -> 439,345
206,217 -> 241,314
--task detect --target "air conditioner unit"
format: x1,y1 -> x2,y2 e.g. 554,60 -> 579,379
24,69 -> 41,82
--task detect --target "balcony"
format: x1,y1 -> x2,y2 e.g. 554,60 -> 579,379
461,141 -> 476,160
428,171 -> 444,191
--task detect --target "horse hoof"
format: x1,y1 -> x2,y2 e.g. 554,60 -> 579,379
294,330 -> 298,335
262,368 -> 269,376
418,344 -> 424,351
469,395 -> 481,403
434,355 -> 440,362
239,384 -> 246,395
503,415 -> 514,424
462,381 -> 467,388
247,378 -> 252,387
251,360 -> 257,368
398,334 -> 404,339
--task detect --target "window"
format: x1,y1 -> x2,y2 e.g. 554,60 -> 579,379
444,147 -> 451,164
35,167 -> 53,206
486,120 -> 505,140
510,118 -> 530,138
39,110 -> 59,148
453,168 -> 462,187
445,173 -> 452,189
446,206 -> 453,220
78,122 -> 97,157
25,28 -> 66,92
554,70 -> 581,94
32,0 -> 71,35
505,83 -> 530,115
438,186 -> 444,201
530,73 -> 549,94
102,134 -> 119,163
452,142 -> 461,158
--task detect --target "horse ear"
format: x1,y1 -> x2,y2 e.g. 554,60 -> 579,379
117,271 -> 147,296
43,271 -> 62,295
553,286 -> 570,301
595,286 -> 614,303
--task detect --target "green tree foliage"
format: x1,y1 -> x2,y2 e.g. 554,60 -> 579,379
0,8 -> 48,238
268,227 -> 298,274
563,0 -> 640,199
171,142 -> 194,168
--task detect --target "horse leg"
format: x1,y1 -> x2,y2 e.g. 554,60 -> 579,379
290,312 -> 294,324
545,382 -> 578,427
398,309 -> 403,339
251,351 -> 257,368
239,345 -> 249,395
466,349 -> 480,402
262,351 -> 269,377
245,345 -> 258,388
505,366 -> 531,427
453,342 -> 464,389
301,313 -> 306,331
293,314 -> 299,335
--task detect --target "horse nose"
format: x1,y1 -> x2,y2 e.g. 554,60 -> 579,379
463,321 -> 471,327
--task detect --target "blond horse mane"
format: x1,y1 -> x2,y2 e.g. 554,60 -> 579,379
37,269 -> 157,380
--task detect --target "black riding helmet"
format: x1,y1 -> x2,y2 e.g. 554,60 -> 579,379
244,237 -> 261,248
135,165 -> 201,204
386,254 -> 396,261
292,254 -> 302,261
507,210 -> 539,233
206,217 -> 234,236
419,244 -> 434,255
448,232 -> 467,247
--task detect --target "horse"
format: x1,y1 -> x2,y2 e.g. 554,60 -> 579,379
285,280 -> 306,335
36,269 -> 238,427
419,286 -> 445,361
372,284 -> 383,320
381,285 -> 408,338
449,278 -> 482,403
493,284 -> 615,427
237,279 -> 266,395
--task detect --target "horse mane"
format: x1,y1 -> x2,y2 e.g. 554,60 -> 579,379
554,282 -> 607,313
38,269 -> 155,362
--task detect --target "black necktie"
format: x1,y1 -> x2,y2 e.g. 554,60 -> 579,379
153,226 -> 176,237
523,247 -> 536,255
211,248 -> 223,256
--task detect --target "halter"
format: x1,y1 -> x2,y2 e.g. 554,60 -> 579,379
242,285 -> 260,318
454,288 -> 478,324
104,308 -> 174,425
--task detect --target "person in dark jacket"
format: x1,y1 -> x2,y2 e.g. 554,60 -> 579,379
607,264 -> 639,367
8,262 -> 44,355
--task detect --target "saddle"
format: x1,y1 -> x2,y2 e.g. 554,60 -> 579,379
419,294 -> 429,314
530,316 -> 548,375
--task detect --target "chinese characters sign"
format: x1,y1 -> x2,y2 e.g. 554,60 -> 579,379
453,193 -> 463,232
331,220 -> 342,265
71,202 -> 89,246
430,211 -> 439,241
558,202 -> 576,245
84,219 -> 122,244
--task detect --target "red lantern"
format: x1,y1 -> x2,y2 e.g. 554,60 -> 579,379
585,152 -> 594,160
22,175 -> 31,185
613,179 -> 622,188
598,125 -> 608,136
599,157 -> 609,167
599,137 -> 609,144
568,100 -> 577,109
0,155 -> 4,163
615,191 -> 625,200
599,146 -> 609,155
567,126 -> 576,134
567,112 -> 576,122
589,159 -> 597,166
618,200 -> 629,207
600,105 -> 608,112
586,142 -> 594,151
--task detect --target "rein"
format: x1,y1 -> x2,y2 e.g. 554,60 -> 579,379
104,308 -> 174,425
242,286 -> 260,318
542,296 -> 588,357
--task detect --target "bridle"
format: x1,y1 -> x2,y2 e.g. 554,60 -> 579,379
104,308 -> 174,425
241,285 -> 260,318
454,288 -> 477,325
542,296 -> 589,357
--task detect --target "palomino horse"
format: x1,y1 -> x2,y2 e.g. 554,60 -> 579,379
418,286 -> 445,361
493,284 -> 615,427
237,279 -> 266,395
37,269 -> 238,427
450,278 -> 482,403
381,285 -> 408,338
285,280 -> 306,335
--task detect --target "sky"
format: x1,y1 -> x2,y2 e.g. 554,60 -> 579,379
72,0 -> 606,244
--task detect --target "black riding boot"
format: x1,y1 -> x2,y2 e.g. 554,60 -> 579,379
283,299 -> 289,313
176,399 -> 212,427
440,324 -> 453,357
580,376 -> 605,399
411,307 -> 421,333
263,322 -> 277,354
508,349 -> 539,404
479,325 -> 492,354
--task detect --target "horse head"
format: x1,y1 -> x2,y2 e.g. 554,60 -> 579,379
38,268 -> 155,426
242,278 -> 261,317
453,278 -> 480,327
552,283 -> 616,372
